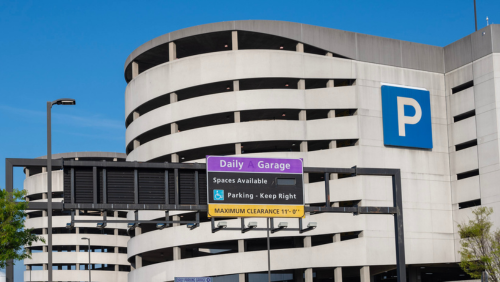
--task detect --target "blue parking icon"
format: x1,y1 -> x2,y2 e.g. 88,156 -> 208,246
381,85 -> 433,149
214,190 -> 224,201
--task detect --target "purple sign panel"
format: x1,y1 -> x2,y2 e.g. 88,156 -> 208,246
206,156 -> 303,174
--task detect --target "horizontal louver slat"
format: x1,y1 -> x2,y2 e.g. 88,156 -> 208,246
139,169 -> 165,204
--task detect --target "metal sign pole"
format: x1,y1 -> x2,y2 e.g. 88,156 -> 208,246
267,217 -> 271,282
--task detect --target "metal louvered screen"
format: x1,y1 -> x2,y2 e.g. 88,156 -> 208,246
138,169 -> 165,204
107,169 -> 134,204
199,171 -> 207,205
168,170 -> 175,204
63,169 -> 71,203
179,170 -> 195,204
64,166 -> 206,205
74,168 -> 93,203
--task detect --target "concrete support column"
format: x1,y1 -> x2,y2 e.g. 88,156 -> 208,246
170,93 -> 179,138
298,79 -> 305,90
360,266 -> 371,282
133,139 -> 140,149
232,31 -> 238,50
303,233 -> 312,281
172,215 -> 181,260
169,92 -> 179,162
43,264 -> 48,270
25,168 -> 30,178
170,92 -> 178,104
171,122 -> 178,134
238,239 -> 246,282
327,110 -> 339,180
76,235 -> 80,270
171,154 -> 179,163
135,255 -> 142,268
172,215 -> 180,227
132,62 -> 139,79
42,167 -> 46,173
169,42 -> 177,60
334,267 -> 342,282
305,268 -> 313,282
42,192 -> 48,219
325,53 -> 334,86
296,43 -> 304,52
238,239 -> 245,252
133,111 -> 140,148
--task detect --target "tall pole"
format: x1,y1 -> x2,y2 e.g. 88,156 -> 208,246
267,218 -> 271,282
474,0 -> 478,31
46,101 -> 53,282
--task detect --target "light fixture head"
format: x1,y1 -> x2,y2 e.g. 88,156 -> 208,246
52,98 -> 76,106
66,222 -> 74,229
217,221 -> 227,228
278,222 -> 288,228
127,222 -> 137,230
279,46 -> 284,49
307,222 -> 317,229
225,44 -> 228,48
285,84 -> 289,87
248,222 -> 257,228
282,112 -> 286,117
81,237 -> 89,241
156,223 -> 166,230
97,222 -> 106,229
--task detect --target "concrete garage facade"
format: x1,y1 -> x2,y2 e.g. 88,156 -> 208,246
23,152 -> 130,282
124,21 -> 498,282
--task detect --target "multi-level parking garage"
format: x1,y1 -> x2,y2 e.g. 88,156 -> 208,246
17,20 -> 500,282
121,21 -> 500,282
23,152 -> 130,282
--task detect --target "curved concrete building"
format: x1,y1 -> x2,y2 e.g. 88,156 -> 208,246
23,152 -> 130,282
121,21 -> 500,282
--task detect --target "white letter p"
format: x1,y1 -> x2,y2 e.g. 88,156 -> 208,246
397,97 -> 422,136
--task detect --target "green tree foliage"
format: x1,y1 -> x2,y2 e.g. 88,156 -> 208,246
0,189 -> 45,269
458,207 -> 500,282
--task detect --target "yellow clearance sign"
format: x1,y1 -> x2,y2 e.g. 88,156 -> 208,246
208,204 -> 305,218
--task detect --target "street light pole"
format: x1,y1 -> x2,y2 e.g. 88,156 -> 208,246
47,98 -> 75,282
82,237 -> 91,282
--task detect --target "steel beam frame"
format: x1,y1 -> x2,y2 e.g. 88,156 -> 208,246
5,158 -> 406,282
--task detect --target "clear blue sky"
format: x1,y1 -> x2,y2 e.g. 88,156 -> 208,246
0,0 -> 497,280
